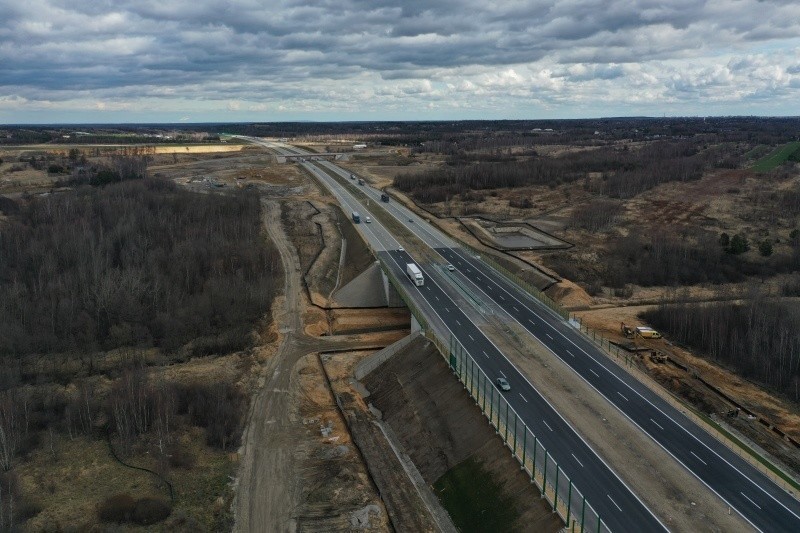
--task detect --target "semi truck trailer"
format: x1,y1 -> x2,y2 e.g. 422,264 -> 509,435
406,263 -> 424,286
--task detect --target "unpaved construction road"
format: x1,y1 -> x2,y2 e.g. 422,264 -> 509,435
234,200 -> 391,532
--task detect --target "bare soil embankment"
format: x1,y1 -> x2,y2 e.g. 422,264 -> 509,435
362,336 -> 563,533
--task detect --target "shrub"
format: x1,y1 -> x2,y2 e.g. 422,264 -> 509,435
97,494 -> 171,525
0,196 -> 19,215
508,197 -> 532,209
98,493 -> 136,523
178,382 -> 245,450
168,443 -> 196,469
570,199 -> 622,231
47,164 -> 64,174
728,234 -> 749,255
759,239 -> 773,257
132,497 -> 172,525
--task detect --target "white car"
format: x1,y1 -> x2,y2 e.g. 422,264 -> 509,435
447,264 -> 455,271
397,247 -> 404,252
496,377 -> 511,391
365,216 -> 372,223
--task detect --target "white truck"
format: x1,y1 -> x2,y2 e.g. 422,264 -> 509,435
406,263 -> 424,286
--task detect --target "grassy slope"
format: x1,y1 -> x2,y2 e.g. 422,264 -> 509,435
433,458 -> 519,533
750,141 -> 800,172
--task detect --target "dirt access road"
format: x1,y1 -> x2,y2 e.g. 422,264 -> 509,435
234,199 -> 390,532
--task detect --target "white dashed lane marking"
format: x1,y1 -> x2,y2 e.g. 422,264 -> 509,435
690,451 -> 707,466
740,492 -> 761,510
607,495 -> 623,512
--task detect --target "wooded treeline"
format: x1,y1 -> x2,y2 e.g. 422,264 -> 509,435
642,299 -> 800,400
395,140 -> 737,202
546,228 -> 800,289
0,179 -> 280,356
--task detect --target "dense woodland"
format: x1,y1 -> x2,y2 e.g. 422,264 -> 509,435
0,180 -> 280,357
642,299 -> 800,401
0,180 -> 278,528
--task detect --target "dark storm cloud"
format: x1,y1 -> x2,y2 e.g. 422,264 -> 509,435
1,0 -> 799,117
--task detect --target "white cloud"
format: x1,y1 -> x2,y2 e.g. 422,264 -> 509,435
1,0 -> 799,120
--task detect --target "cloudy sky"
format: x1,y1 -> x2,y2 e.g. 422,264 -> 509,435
2,0 -> 800,123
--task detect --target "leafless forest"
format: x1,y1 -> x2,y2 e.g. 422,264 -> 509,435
0,179 -> 280,528
395,139 -> 740,202
0,179 -> 280,358
642,299 -> 800,400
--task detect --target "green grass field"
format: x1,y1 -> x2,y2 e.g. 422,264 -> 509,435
743,145 -> 767,159
433,458 -> 519,533
750,141 -> 800,172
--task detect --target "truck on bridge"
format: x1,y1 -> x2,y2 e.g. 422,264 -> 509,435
406,263 -> 424,286
352,211 -> 361,223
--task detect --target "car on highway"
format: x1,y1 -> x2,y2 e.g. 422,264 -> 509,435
496,377 -> 511,391
447,264 -> 455,271
397,247 -> 404,252
365,216 -> 372,223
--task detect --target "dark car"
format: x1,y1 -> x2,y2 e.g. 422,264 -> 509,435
496,377 -> 511,391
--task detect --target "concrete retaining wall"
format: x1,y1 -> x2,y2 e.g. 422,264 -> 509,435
354,331 -> 423,380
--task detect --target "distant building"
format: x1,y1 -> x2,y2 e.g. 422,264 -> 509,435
353,143 -> 367,149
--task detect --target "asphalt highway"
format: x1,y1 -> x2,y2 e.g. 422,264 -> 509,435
249,138 -> 800,532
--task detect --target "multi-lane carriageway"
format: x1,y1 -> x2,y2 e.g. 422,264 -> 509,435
247,137 -> 800,532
